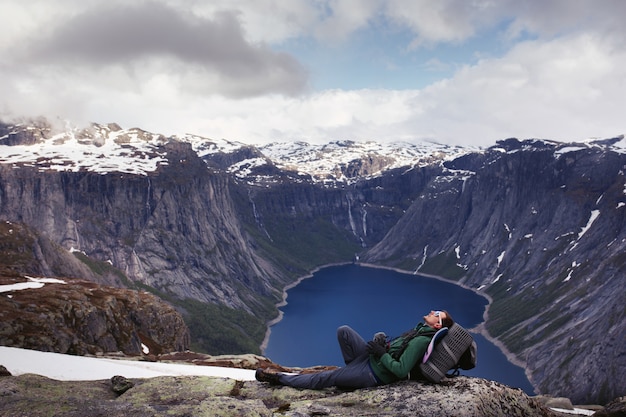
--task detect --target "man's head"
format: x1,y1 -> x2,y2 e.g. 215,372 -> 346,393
424,310 -> 454,329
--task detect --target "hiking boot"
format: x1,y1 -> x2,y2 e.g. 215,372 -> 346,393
255,368 -> 282,385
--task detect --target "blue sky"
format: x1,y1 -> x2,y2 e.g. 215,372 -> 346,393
281,14 -> 516,91
1,0 -> 624,147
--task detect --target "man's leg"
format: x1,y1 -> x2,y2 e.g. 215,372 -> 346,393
337,325 -> 368,365
278,355 -> 379,390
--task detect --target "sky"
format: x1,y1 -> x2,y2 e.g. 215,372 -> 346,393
0,0 -> 625,147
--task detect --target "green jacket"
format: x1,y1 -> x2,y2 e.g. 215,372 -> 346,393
369,323 -> 437,384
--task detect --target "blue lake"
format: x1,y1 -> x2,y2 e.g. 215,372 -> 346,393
264,264 -> 535,395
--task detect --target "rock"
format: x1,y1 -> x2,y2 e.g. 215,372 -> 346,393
535,395 -> 575,410
0,272 -> 190,355
594,396 -> 626,417
0,365 -> 12,377
111,375 -> 134,395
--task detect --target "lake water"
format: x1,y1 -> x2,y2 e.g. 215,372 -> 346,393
264,264 -> 535,395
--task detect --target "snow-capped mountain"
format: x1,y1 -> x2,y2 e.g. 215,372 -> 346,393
3,120 -> 625,186
0,120 -> 472,183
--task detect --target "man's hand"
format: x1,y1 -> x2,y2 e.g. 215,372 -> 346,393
367,340 -> 386,358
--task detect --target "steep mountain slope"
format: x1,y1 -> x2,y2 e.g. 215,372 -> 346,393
363,138 -> 626,404
1,119 -> 624,404
0,222 -> 190,355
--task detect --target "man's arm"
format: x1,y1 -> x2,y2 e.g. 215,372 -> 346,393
378,335 -> 430,379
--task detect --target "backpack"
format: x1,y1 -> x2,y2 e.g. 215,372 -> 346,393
411,322 -> 477,383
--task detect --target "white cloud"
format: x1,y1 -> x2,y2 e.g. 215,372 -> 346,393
3,2 -> 308,99
410,33 -> 626,144
0,0 -> 624,147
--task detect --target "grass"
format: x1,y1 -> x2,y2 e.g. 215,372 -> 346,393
417,251 -> 467,281
180,299 -> 267,355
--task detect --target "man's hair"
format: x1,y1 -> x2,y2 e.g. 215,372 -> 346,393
442,310 -> 454,328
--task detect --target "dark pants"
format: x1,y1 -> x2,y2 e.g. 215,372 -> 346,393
278,325 -> 380,389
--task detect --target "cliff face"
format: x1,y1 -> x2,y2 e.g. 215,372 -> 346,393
0,223 -> 190,355
1,120 -> 624,404
362,138 -> 626,404
0,141 -> 286,313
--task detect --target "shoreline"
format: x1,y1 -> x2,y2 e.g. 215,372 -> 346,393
259,262 -> 351,353
260,261 -> 534,392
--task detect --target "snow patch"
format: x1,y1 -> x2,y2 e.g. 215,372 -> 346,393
550,408 -> 596,416
0,276 -> 66,293
571,210 -> 600,250
497,251 -> 506,267
0,346 -> 255,381
504,223 -> 512,240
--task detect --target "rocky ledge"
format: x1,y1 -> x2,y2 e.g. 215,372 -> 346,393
0,371 -> 560,417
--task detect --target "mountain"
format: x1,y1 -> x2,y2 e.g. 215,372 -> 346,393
362,137 -> 626,404
0,118 -> 624,404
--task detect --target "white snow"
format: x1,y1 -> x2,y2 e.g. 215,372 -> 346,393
550,408 -> 596,416
563,270 -> 574,282
0,123 -> 471,184
504,224 -> 512,240
0,346 -> 256,381
0,276 -> 66,293
555,146 -> 587,157
258,140 -> 458,183
571,210 -> 600,250
497,251 -> 506,267
0,127 -> 168,175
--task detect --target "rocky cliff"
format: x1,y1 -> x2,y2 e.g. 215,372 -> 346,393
362,138 -> 626,404
1,119 -> 624,404
0,222 -> 190,355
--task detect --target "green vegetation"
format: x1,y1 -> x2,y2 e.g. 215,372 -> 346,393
180,299 -> 266,355
243,214 -> 361,274
418,251 -> 467,281
72,251 -> 135,287
72,250 -> 271,355
0,222 -> 37,273
485,275 -> 575,354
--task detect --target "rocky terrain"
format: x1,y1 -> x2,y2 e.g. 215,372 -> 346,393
1,119 -> 624,404
0,275 -> 189,356
0,221 -> 189,355
1,351 -> 619,417
0,370 -> 561,417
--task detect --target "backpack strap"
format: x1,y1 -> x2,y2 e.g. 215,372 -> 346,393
389,325 -> 437,360
422,327 -> 449,363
